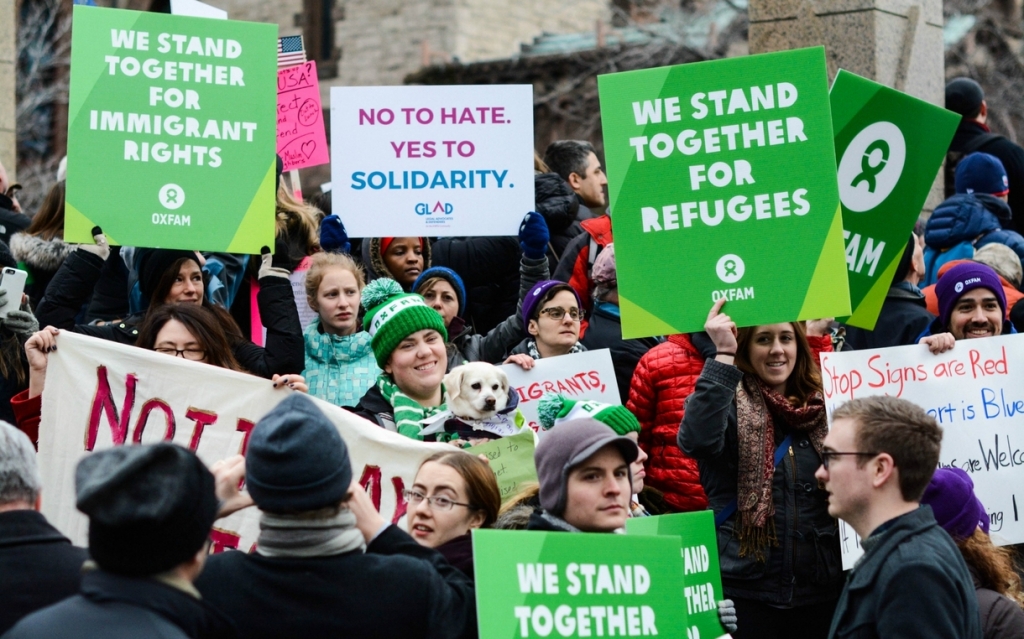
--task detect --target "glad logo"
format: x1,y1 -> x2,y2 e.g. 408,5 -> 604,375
838,122 -> 906,213
414,202 -> 454,215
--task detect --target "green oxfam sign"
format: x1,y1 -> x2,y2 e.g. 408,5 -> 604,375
598,47 -> 850,338
66,6 -> 277,252
627,511 -> 729,639
472,529 -> 688,638
831,70 -> 960,329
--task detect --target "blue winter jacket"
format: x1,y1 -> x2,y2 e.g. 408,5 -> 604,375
302,319 -> 381,407
925,194 -> 1024,263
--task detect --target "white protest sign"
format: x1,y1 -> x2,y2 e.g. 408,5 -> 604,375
38,331 -> 453,553
500,349 -> 620,430
819,335 -> 1024,569
330,85 -> 534,237
170,0 -> 227,19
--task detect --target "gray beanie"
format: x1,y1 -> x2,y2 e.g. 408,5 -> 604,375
246,394 -> 352,513
534,418 -> 638,516
76,443 -> 217,576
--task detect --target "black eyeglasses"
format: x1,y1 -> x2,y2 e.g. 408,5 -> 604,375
539,306 -> 581,321
820,451 -> 879,469
154,347 -> 206,361
403,489 -> 474,512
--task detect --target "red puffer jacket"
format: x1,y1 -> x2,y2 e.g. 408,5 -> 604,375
628,332 -> 834,513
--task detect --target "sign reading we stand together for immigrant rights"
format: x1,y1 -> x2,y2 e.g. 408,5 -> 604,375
598,47 -> 850,338
66,6 -> 277,253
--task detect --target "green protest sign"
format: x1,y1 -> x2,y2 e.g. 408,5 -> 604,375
627,511 -> 728,639
473,529 -> 689,639
598,47 -> 850,338
66,6 -> 277,252
467,430 -> 538,505
831,70 -> 960,328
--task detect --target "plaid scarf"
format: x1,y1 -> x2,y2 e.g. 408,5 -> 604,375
376,374 -> 448,440
735,374 -> 827,562
525,339 -> 586,359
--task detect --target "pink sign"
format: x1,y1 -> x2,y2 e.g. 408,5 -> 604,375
277,61 -> 329,171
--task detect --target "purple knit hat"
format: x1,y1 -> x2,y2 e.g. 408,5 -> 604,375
920,467 -> 989,540
522,280 -> 583,325
935,262 -> 1006,330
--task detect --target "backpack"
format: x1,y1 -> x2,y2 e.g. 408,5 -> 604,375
945,132 -> 1003,199
922,240 -> 976,287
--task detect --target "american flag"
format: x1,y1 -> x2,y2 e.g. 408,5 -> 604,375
278,35 -> 306,68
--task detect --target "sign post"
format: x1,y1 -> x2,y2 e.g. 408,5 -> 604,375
598,47 -> 850,337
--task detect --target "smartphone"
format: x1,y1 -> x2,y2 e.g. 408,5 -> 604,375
0,268 -> 28,319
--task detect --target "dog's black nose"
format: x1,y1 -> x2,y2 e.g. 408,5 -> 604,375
485,398 -> 496,407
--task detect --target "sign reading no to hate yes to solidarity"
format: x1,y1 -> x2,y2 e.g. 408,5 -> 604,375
330,85 -> 535,237
598,47 -> 850,338
66,6 -> 277,252
831,70 -> 960,329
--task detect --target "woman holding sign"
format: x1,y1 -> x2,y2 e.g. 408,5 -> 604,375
678,299 -> 842,639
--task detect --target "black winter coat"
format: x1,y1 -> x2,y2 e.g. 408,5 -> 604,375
35,251 -> 304,378
678,359 -> 843,607
0,510 -> 88,635
9,233 -> 73,310
0,195 -> 30,247
3,569 -> 237,639
973,566 -> 1024,639
432,236 -> 521,335
534,173 -> 583,272
579,303 -> 658,402
194,524 -> 476,639
347,383 -> 397,430
827,507 -> 981,639
950,120 -> 1024,235
843,285 -> 935,350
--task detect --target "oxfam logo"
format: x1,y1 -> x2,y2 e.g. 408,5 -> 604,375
838,122 -> 906,213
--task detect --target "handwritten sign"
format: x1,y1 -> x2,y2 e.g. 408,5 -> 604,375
329,84 -> 534,237
467,430 -> 537,505
277,61 -> 329,171
820,334 -> 1024,568
37,331 -> 456,552
499,349 -> 620,431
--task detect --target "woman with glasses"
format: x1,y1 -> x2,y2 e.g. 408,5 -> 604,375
405,450 -> 500,578
504,280 -> 586,371
11,304 -> 305,445
677,299 -> 842,639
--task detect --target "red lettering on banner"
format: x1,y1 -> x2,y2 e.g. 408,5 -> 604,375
210,528 -> 240,554
235,418 -> 255,490
186,407 -> 218,451
391,476 -> 407,524
87,366 -> 137,450
360,464 -> 383,510
132,398 -> 176,443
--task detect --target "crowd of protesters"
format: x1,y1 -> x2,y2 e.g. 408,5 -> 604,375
1,76 -> 1024,639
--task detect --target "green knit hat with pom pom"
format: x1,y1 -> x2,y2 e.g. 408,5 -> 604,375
361,278 -> 447,368
537,393 -> 640,436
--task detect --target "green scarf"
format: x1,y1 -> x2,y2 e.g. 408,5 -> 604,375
376,373 -> 448,440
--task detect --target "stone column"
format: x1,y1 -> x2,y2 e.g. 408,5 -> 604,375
0,0 -> 16,181
749,0 -> 945,208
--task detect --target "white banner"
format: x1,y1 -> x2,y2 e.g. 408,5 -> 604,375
38,331 -> 452,553
500,349 -> 621,431
819,334 -> 1024,569
330,85 -> 535,237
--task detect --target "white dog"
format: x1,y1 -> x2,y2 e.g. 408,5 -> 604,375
444,362 -> 510,421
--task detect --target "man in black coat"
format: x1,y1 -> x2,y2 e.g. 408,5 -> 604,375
818,396 -> 981,639
195,394 -> 476,639
844,234 -> 934,350
0,422 -> 88,635
946,77 -> 1024,233
4,443 -> 236,639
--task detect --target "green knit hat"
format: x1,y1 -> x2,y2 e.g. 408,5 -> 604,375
537,393 -> 640,436
361,278 -> 448,368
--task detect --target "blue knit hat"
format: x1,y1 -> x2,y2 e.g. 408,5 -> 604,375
955,152 -> 1009,197
413,266 -> 467,317
522,280 -> 583,325
936,262 -> 1006,330
246,394 -> 352,513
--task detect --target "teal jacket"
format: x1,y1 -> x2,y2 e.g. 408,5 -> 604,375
302,320 -> 381,407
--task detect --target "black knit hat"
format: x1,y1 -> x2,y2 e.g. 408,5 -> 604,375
945,77 -> 985,118
246,394 -> 352,513
137,249 -> 202,305
75,444 -> 218,576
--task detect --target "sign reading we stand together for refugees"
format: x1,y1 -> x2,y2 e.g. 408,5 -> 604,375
330,85 -> 535,237
598,46 -> 850,338
66,6 -> 277,253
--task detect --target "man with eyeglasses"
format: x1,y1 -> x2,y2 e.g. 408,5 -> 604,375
816,396 -> 981,639
195,394 -> 476,639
